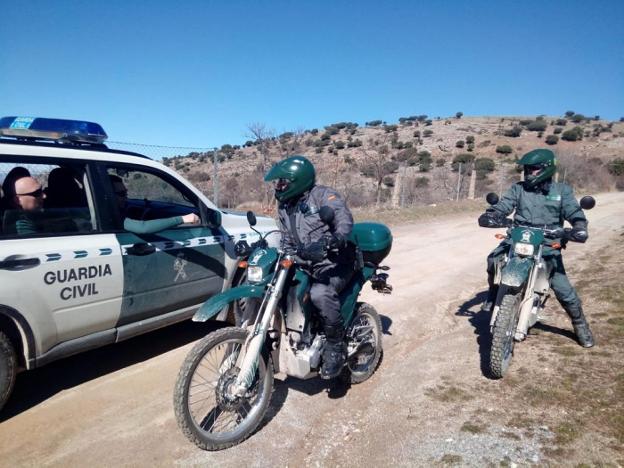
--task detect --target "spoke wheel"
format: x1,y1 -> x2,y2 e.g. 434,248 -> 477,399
490,292 -> 521,378
174,327 -> 273,450
344,303 -> 383,384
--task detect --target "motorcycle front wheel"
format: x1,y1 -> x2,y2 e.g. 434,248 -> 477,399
174,327 -> 274,450
344,302 -> 383,384
489,292 -> 521,378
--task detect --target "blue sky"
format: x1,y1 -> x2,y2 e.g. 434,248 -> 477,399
1,0 -> 623,148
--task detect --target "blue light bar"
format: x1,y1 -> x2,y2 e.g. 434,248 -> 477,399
0,116 -> 108,144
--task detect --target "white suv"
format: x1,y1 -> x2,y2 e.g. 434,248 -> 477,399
0,116 -> 277,410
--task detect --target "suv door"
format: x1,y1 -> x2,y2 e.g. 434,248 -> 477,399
100,163 -> 226,331
0,157 -> 123,357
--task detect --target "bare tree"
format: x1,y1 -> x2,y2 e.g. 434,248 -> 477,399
247,122 -> 276,207
359,135 -> 396,207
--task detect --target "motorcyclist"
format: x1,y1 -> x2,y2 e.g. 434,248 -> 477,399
264,155 -> 355,378
478,148 -> 594,347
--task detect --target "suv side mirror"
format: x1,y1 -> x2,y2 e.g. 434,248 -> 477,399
246,210 -> 257,226
207,209 -> 222,229
579,196 -> 596,210
486,192 -> 499,206
319,206 -> 335,224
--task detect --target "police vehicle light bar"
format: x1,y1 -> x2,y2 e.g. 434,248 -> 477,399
0,116 -> 108,144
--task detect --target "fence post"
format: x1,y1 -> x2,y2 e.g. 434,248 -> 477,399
213,147 -> 219,207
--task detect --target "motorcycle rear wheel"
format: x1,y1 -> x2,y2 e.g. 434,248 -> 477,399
490,292 -> 521,378
344,302 -> 383,384
174,327 -> 273,450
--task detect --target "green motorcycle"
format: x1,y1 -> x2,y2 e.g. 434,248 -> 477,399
173,208 -> 392,450
483,192 -> 595,378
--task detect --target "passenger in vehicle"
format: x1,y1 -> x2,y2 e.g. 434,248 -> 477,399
109,175 -> 199,233
11,176 -> 46,235
44,167 -> 87,209
0,166 -> 31,211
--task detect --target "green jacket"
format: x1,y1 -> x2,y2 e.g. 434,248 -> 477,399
123,216 -> 183,234
491,181 -> 586,228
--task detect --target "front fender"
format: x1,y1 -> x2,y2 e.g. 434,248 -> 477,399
500,256 -> 533,288
193,284 -> 266,322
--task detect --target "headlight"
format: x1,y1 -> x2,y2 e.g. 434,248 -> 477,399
247,266 -> 263,283
514,242 -> 534,256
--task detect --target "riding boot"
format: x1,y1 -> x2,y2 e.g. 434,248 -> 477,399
481,273 -> 498,313
321,324 -> 346,380
564,303 -> 594,348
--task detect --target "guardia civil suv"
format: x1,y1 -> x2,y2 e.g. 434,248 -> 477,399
0,116 -> 277,410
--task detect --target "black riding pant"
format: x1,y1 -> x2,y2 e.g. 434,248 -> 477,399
309,263 -> 354,329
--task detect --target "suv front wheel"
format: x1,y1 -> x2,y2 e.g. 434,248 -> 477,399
0,330 -> 17,411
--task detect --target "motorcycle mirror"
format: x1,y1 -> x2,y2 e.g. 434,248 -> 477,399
579,196 -> 596,210
246,210 -> 257,226
486,192 -> 499,205
319,206 -> 335,224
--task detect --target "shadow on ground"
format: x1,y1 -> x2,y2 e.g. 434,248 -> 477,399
1,320 -> 222,422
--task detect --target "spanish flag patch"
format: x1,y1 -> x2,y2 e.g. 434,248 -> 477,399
328,195 -> 336,201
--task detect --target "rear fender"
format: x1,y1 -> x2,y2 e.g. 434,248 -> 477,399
501,257 -> 533,288
193,284 -> 266,322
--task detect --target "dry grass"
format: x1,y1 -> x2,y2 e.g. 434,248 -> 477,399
352,199 -> 484,226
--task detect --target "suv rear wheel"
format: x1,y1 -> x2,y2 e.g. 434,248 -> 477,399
0,331 -> 17,411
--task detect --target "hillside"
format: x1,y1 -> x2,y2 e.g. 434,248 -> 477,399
162,114 -> 624,210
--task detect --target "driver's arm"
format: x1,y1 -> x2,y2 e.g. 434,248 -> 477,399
322,188 -> 353,240
123,216 -> 184,234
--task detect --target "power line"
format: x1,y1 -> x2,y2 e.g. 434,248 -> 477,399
107,140 -> 214,151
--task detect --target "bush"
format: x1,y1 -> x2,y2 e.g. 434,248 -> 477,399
467,143 -> 475,152
423,129 -> 434,137
383,175 -> 395,187
553,127 -> 563,134
384,124 -> 398,133
413,130 -> 421,138
565,110 -> 575,117
365,120 -> 383,127
455,140 -> 465,148
413,176 -> 429,188
451,153 -> 475,172
545,135 -> 559,145
455,111 -> 463,119
571,113 -> 586,123
466,135 -> 475,144
315,147 -> 323,154
436,158 -> 445,167
561,126 -> 584,141
424,119 -> 433,126
527,120 -> 548,132
504,126 -> 522,137
310,128 -> 319,135
607,158 -> 624,176
334,140 -> 346,150
475,158 -> 495,172
496,145 -> 513,154
555,119 -> 567,126
347,139 -> 362,148
519,119 -> 533,126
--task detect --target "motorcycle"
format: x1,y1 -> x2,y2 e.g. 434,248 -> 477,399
481,192 -> 595,378
173,208 -> 393,450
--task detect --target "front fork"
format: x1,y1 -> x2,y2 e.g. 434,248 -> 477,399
230,263 -> 289,397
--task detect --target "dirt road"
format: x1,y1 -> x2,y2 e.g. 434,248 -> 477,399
1,192 -> 623,467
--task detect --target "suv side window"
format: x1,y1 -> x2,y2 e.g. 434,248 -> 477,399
106,166 -> 200,228
0,160 -> 96,238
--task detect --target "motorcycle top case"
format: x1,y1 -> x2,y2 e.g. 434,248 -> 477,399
349,222 -> 392,264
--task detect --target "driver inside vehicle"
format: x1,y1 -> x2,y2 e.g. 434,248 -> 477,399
109,174 -> 199,234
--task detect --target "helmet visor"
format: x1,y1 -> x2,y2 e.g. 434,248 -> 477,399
274,178 -> 290,192
524,164 -> 543,179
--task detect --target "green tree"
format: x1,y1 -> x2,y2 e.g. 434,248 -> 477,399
455,111 -> 463,119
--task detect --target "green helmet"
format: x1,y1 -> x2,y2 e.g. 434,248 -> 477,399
264,155 -> 316,202
517,148 -> 557,187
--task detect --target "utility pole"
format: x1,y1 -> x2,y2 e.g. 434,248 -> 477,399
456,162 -> 462,201
212,147 -> 219,207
